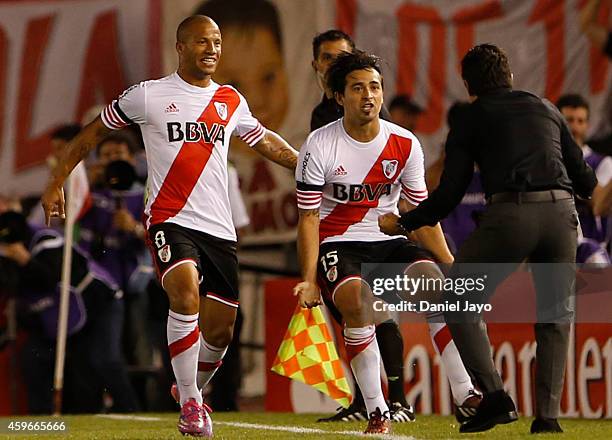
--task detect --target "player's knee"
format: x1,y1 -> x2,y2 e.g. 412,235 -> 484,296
204,322 -> 234,347
406,262 -> 444,301
335,281 -> 367,323
165,283 -> 200,315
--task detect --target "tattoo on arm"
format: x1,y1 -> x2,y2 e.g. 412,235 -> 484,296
52,117 -> 111,184
255,130 -> 299,170
277,145 -> 298,169
299,208 -> 320,217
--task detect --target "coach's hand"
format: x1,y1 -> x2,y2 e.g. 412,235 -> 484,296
378,213 -> 404,236
41,184 -> 65,226
293,281 -> 322,308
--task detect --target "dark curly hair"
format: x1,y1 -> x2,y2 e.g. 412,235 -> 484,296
326,50 -> 382,96
461,44 -> 512,96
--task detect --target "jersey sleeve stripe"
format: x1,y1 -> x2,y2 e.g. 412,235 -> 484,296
240,122 -> 263,142
241,123 -> 265,146
101,105 -> 123,129
113,101 -> 134,125
242,127 -> 264,146
247,125 -> 266,145
401,185 -> 427,194
297,197 -> 322,204
241,122 -> 263,140
100,107 -> 114,129
297,196 -> 322,202
402,188 -> 427,198
403,193 -> 427,205
297,181 -> 324,192
297,201 -> 322,210
297,186 -> 322,206
297,192 -> 322,200
402,188 -> 428,197
107,105 -> 125,127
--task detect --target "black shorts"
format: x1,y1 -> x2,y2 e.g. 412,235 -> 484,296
147,222 -> 239,308
317,238 -> 435,323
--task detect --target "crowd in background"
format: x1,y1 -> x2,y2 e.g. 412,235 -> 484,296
1,0 -> 612,415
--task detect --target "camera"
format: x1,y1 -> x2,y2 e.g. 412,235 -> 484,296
104,160 -> 137,191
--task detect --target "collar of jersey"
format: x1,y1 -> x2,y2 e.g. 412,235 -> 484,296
339,117 -> 384,149
173,72 -> 218,93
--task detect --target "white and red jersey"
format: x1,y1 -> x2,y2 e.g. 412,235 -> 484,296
100,72 -> 265,241
296,119 -> 428,244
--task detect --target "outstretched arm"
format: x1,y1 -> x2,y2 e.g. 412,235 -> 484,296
252,130 -> 299,171
41,116 -> 111,225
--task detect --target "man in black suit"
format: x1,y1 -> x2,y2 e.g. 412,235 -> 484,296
380,43 -> 597,434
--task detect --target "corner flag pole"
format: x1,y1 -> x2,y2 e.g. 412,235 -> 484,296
53,162 -> 88,415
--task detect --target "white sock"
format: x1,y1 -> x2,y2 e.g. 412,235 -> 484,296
196,333 -> 228,390
427,318 -> 474,405
344,325 -> 389,416
167,310 -> 201,405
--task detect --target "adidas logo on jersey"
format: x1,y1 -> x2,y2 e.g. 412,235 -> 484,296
165,103 -> 179,113
334,165 -> 348,176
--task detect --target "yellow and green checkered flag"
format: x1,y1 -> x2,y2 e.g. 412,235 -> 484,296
271,305 -> 352,408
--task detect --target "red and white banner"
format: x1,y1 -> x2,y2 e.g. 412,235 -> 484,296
0,0 -> 161,198
338,0 -> 612,164
2,0 -> 611,244
182,0 -> 612,244
265,278 -> 612,418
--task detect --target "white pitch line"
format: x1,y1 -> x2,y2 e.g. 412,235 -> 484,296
94,414 -> 417,439
216,421 -> 417,440
95,414 -> 164,422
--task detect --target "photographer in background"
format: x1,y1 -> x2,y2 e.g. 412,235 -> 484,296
77,131 -> 151,369
0,210 -> 138,413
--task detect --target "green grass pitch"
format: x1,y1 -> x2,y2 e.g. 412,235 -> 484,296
0,412 -> 610,439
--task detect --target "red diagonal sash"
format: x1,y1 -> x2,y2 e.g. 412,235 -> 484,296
319,134 -> 412,242
149,87 -> 240,225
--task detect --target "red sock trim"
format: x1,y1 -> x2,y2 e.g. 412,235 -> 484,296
168,326 -> 200,358
433,325 -> 453,354
198,360 -> 223,371
201,338 -> 227,352
344,334 -> 376,363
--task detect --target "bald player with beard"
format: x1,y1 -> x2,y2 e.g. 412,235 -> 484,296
42,15 -> 298,437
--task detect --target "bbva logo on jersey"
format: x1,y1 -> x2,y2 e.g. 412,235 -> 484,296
333,183 -> 392,202
167,122 -> 226,144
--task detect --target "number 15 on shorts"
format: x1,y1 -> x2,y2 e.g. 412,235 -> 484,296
321,250 -> 338,282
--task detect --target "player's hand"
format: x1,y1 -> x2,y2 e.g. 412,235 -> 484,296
41,184 -> 65,226
0,242 -> 31,266
293,281 -> 322,308
378,213 -> 404,236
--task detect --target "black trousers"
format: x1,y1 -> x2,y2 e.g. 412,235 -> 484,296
444,197 -> 577,419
